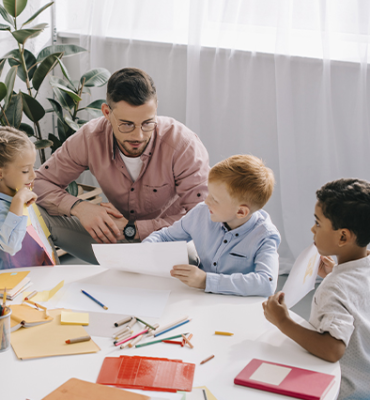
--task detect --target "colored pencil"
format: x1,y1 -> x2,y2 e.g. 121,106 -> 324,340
114,316 -> 132,327
181,333 -> 194,349
128,334 -> 144,348
215,331 -> 234,336
65,335 -> 91,344
200,355 -> 215,365
135,333 -> 189,348
151,315 -> 188,336
135,316 -> 155,330
162,340 -> 182,345
24,290 -> 38,301
114,328 -> 149,346
81,290 -> 108,310
154,319 -> 191,337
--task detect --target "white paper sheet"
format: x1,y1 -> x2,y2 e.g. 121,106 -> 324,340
250,363 -> 291,386
55,282 -> 170,318
92,242 -> 188,278
282,244 -> 320,308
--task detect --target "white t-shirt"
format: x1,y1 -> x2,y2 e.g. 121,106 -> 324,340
309,255 -> 370,400
119,151 -> 143,182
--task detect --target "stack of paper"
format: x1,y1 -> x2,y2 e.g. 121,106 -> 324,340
0,270 -> 31,300
97,355 -> 195,392
10,304 -> 53,332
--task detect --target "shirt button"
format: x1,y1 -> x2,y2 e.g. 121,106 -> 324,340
269,277 -> 273,281
131,188 -> 134,191
223,240 -> 227,243
235,233 -> 239,237
197,193 -> 201,197
153,189 -> 157,192
213,262 -> 217,266
45,165 -> 49,169
130,210 -> 134,214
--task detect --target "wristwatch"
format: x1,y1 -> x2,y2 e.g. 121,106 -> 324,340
124,220 -> 136,240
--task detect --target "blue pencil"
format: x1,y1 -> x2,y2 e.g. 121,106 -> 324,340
81,290 -> 108,310
154,319 -> 190,337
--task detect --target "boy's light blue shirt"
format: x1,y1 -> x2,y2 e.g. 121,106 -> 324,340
143,202 -> 281,296
0,193 -> 28,267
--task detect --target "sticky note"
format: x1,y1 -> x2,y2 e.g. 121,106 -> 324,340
61,311 -> 89,326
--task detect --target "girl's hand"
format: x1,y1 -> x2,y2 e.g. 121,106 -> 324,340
15,187 -> 38,206
318,256 -> 335,278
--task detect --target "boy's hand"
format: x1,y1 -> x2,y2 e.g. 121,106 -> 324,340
170,264 -> 207,289
262,291 -> 291,329
318,256 -> 335,278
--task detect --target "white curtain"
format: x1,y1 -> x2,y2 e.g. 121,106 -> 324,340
55,0 -> 370,272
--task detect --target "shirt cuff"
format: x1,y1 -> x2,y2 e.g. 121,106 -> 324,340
4,212 -> 28,230
205,272 -> 220,293
314,315 -> 354,346
58,195 -> 83,217
136,219 -> 155,241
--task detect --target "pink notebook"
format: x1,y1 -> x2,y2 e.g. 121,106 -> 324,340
234,359 -> 335,400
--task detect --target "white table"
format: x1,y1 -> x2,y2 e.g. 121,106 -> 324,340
1,266 -> 340,399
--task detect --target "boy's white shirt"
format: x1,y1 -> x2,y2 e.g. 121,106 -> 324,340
309,254 -> 370,400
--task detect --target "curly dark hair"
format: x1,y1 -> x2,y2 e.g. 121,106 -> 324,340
316,178 -> 370,247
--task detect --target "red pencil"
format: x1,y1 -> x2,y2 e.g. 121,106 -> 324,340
162,340 -> 182,345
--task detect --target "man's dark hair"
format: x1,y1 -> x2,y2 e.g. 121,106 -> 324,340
316,178 -> 370,247
106,67 -> 157,106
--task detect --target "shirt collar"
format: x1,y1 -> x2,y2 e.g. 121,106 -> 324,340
0,192 -> 13,203
221,211 -> 259,235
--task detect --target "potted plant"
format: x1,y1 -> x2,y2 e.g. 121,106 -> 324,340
0,0 -> 110,174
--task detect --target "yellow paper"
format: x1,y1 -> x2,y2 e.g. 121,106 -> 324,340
0,270 -> 30,290
31,203 -> 51,237
23,280 -> 64,302
61,311 -> 89,325
11,309 -> 100,360
194,387 -> 217,400
10,304 -> 53,328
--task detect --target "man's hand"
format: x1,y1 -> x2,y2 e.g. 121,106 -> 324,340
170,264 -> 207,289
100,202 -> 124,218
262,291 -> 291,329
9,188 -> 38,216
71,201 -> 122,243
318,256 -> 335,278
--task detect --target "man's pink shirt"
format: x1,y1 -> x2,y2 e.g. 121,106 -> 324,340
34,116 -> 210,240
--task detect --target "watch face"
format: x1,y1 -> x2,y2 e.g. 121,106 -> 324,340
125,226 -> 136,238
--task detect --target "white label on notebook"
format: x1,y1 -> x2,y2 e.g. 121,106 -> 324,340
249,363 -> 291,386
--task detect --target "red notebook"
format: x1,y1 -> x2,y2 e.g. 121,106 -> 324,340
97,355 -> 195,392
234,359 -> 335,400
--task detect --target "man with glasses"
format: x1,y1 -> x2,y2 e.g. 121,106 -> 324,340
34,68 -> 209,264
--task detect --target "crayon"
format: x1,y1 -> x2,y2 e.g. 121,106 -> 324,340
200,355 -> 215,365
65,335 -> 91,344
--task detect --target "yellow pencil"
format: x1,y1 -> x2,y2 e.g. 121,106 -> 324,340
215,331 -> 234,336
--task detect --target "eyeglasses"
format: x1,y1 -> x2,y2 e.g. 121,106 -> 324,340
108,105 -> 157,134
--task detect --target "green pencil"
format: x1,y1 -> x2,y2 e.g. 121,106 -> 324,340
135,333 -> 188,348
135,317 -> 155,331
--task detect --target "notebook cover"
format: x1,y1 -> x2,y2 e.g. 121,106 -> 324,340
97,355 -> 195,392
10,304 -> 53,326
0,270 -> 30,291
41,378 -> 150,400
234,359 -> 335,400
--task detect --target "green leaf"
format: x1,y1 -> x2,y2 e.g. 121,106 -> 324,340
32,52 -> 62,91
19,122 -> 35,137
52,86 -> 74,112
37,44 -> 86,63
64,116 -> 80,131
4,65 -> 17,108
0,4 -> 14,26
11,28 -> 44,45
79,99 -> 105,118
52,83 -> 81,103
50,75 -> 73,89
3,0 -> 27,17
81,68 -> 110,87
22,1 -> 53,27
1,49 -> 21,62
48,132 -> 61,153
57,59 -> 75,90
5,93 -> 22,128
0,59 -> 6,77
57,118 -> 68,142
47,98 -> 64,123
21,92 -> 45,122
34,139 -> 53,150
66,181 -> 78,196
8,49 -> 37,82
0,82 -> 7,102
0,23 -> 11,30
